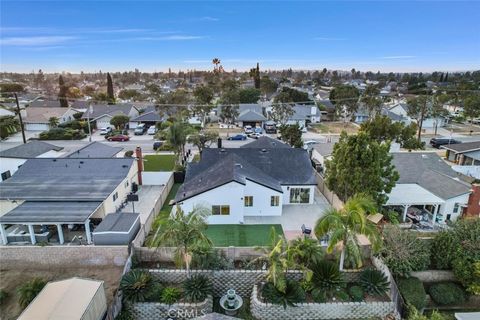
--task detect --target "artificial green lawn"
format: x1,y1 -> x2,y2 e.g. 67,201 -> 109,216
143,154 -> 176,171
158,183 -> 182,219
205,224 -> 284,247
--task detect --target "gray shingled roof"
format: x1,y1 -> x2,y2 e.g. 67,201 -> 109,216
290,104 -> 320,121
441,141 -> 480,153
131,111 -> 163,122
241,136 -> 290,149
81,103 -> 135,120
176,148 -> 315,202
93,212 -> 139,232
0,158 -> 134,201
0,201 -> 102,223
381,108 -> 407,122
237,109 -> 267,122
0,141 -> 63,159
392,152 -> 471,200
318,100 -> 335,111
312,142 -> 335,156
66,142 -> 122,158
29,100 -> 62,108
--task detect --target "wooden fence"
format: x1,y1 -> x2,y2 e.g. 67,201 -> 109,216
315,172 -> 344,210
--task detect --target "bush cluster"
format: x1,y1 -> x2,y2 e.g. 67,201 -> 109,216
39,128 -> 86,140
428,282 -> 466,306
397,277 -> 426,311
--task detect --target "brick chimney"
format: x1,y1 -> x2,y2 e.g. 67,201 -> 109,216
135,146 -> 143,185
465,183 -> 480,218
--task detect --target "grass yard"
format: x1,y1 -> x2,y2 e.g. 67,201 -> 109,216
310,121 -> 359,134
205,224 -> 283,247
143,154 -> 176,171
158,183 -> 182,219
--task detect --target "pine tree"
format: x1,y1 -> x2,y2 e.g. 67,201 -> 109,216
107,72 -> 114,102
58,75 -> 69,108
439,73 -> 444,83
444,72 -> 449,82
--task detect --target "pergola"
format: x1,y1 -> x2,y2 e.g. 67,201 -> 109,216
0,201 -> 102,245
385,184 -> 445,223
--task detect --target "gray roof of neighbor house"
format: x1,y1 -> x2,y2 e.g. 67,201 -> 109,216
441,141 -> 480,153
93,212 -> 140,233
0,201 -> 102,223
130,111 -> 163,122
66,142 -> 122,158
29,100 -> 62,108
317,100 -> 335,111
312,142 -> 335,156
289,104 -> 320,120
176,148 -> 315,202
241,136 -> 290,149
0,158 -> 135,201
0,141 -> 63,159
392,152 -> 471,200
381,107 -> 407,122
237,109 -> 267,122
81,103 -> 135,120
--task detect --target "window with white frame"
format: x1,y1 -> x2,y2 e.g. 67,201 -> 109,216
453,203 -> 460,213
113,192 -> 118,201
244,196 -> 253,207
212,205 -> 230,215
271,196 -> 280,206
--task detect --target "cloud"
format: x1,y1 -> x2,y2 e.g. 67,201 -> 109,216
1,36 -> 76,46
133,35 -> 206,41
199,16 -> 219,22
314,37 -> 347,41
381,55 -> 416,59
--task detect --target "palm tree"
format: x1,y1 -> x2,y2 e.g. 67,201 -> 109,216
314,194 -> 381,271
48,116 -> 59,128
148,205 -> 212,274
167,121 -> 192,168
212,58 -> 221,72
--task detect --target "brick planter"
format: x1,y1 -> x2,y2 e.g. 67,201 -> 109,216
132,295 -> 213,320
250,285 -> 397,320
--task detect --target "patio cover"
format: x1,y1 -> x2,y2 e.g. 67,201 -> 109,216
386,184 -> 444,206
0,201 -> 102,224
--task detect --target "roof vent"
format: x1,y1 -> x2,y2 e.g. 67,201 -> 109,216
220,148 -> 226,153
235,163 -> 243,168
261,148 -> 267,153
79,161 -> 84,164
52,159 -> 57,162
421,154 -> 428,158
122,165 -> 129,168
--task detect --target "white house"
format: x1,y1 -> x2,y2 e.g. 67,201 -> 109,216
0,141 -> 65,180
82,103 -> 139,129
286,104 -> 322,129
174,138 -> 316,224
385,152 -> 471,224
310,142 -> 335,175
388,103 -> 447,129
22,107 -> 82,131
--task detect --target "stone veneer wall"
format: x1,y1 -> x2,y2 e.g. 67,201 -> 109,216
250,285 -> 396,320
132,295 -> 213,320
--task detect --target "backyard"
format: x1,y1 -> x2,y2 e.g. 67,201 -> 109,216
205,224 -> 284,247
158,183 -> 182,220
143,154 -> 176,171
310,121 -> 360,134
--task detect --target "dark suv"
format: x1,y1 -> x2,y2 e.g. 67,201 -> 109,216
430,137 -> 461,148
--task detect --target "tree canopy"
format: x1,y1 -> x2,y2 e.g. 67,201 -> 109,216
329,85 -> 360,119
279,123 -> 303,148
325,132 -> 399,206
239,88 -> 261,103
109,114 -> 130,129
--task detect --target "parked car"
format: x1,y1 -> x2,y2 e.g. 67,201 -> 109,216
250,132 -> 262,139
153,141 -> 163,150
264,121 -> 277,134
99,127 -> 112,135
134,124 -> 147,135
147,125 -> 157,135
254,127 -> 263,134
244,125 -> 253,134
107,134 -> 130,142
228,134 -> 247,141
430,137 -> 461,148
303,140 -> 318,149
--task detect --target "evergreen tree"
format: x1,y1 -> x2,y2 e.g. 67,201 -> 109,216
107,72 -> 114,102
58,75 -> 69,108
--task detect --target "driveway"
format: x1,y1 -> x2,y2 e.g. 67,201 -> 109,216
121,185 -> 164,224
244,188 -> 330,239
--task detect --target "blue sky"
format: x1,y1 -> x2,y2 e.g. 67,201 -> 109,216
1,1 -> 479,73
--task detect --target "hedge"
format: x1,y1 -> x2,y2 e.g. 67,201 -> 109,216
397,277 -> 426,311
429,282 -> 466,306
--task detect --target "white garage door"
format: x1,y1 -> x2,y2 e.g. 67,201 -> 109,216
97,120 -> 111,129
26,123 -> 49,131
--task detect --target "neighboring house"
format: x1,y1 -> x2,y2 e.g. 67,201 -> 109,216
310,142 -> 335,175
388,103 -> 447,129
82,104 -> 139,129
385,152 -> 471,224
381,107 -> 410,124
354,107 -> 370,124
66,141 -> 123,158
0,141 -> 64,180
17,277 -> 107,320
220,104 -> 266,128
174,146 -> 316,224
28,99 -> 62,108
317,100 -> 335,121
0,158 -> 138,245
286,104 -> 321,128
0,107 -> 15,117
240,136 -> 290,149
442,141 -> 480,166
129,110 -> 163,129
22,107 -> 81,131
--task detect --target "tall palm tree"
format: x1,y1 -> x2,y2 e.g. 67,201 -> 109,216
314,194 -> 381,271
167,121 -> 192,167
148,205 -> 212,274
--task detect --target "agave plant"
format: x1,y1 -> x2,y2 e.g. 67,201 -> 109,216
161,287 -> 182,305
262,279 -> 306,309
183,275 -> 212,302
17,278 -> 47,308
310,260 -> 345,301
359,268 -> 390,296
120,270 -> 154,303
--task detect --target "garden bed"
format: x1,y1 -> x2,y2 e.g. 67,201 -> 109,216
131,295 -> 213,320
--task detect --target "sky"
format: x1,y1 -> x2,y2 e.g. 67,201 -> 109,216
1,0 -> 479,73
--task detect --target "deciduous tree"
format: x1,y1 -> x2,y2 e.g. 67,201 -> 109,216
329,85 -> 360,121
109,114 -> 130,130
279,123 -> 303,148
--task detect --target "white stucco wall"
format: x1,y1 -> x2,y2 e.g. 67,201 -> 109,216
243,180 -> 283,217
102,161 -> 139,215
281,185 -> 315,205
0,158 -> 27,178
440,193 -> 470,221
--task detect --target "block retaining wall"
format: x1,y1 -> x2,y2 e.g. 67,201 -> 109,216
250,285 -> 396,320
131,295 -> 212,320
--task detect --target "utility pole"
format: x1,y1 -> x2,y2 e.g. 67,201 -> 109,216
14,93 -> 26,144
87,103 -> 92,142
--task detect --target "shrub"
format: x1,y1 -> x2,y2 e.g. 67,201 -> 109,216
124,150 -> 134,158
310,260 -> 346,300
430,230 -> 457,270
383,209 -> 400,224
349,285 -> 364,301
0,289 -> 7,305
183,275 -> 212,302
379,226 -> 430,277
262,279 -> 306,309
359,268 -> 390,296
161,287 -> 181,305
429,282 -> 466,305
144,282 -> 164,302
397,277 -> 426,311
115,305 -> 135,320
17,278 -> 47,308
120,270 -> 153,303
191,247 -> 233,270
39,127 -> 86,140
